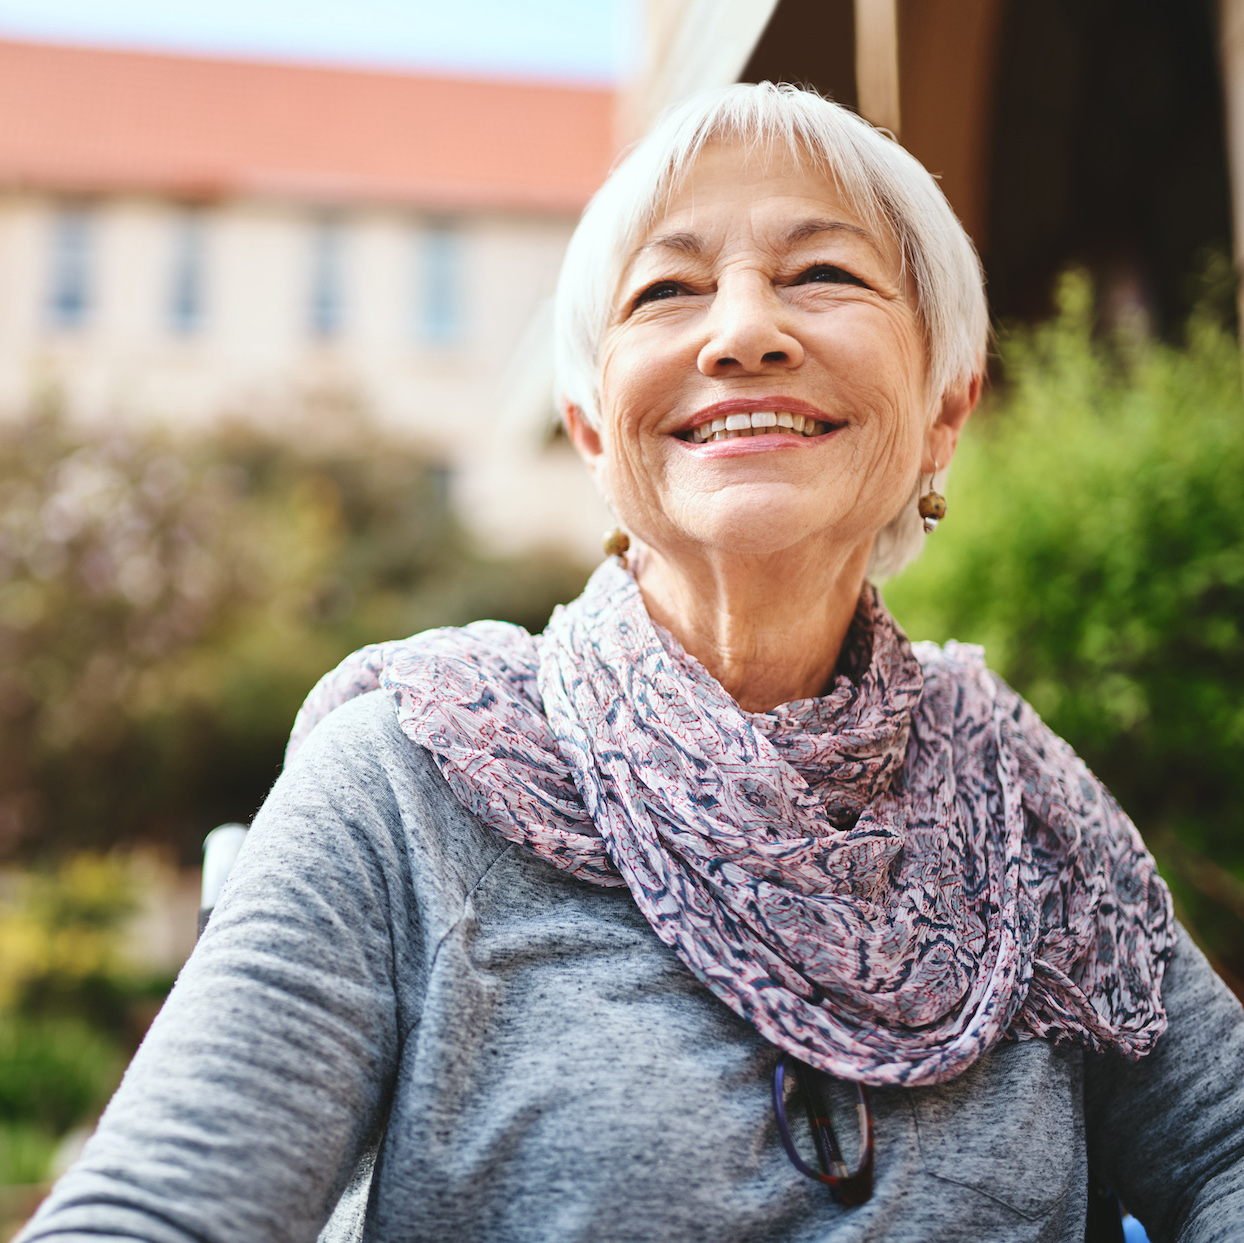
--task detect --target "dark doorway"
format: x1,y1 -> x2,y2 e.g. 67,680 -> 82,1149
741,0 -> 1234,334
985,0 -> 1233,333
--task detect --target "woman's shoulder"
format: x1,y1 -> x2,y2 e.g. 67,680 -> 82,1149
910,637 -> 991,686
267,685 -> 515,933
285,685 -> 415,767
287,619 -> 537,763
278,623 -> 541,866
276,689 -> 451,831
905,637 -> 1089,791
908,637 -> 1019,724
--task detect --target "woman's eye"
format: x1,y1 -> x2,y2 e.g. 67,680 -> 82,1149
632,280 -> 687,308
793,264 -> 870,289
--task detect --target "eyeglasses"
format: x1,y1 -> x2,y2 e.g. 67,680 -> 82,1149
772,1054 -> 874,1206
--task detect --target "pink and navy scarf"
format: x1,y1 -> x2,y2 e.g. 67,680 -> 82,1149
288,559 -> 1174,1087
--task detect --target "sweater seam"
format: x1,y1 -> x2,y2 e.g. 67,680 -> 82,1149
400,840 -> 517,1044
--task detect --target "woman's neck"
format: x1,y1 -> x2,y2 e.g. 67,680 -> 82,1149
633,540 -> 873,713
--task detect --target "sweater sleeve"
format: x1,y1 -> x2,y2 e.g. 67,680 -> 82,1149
1084,924 -> 1244,1242
16,692 -> 421,1243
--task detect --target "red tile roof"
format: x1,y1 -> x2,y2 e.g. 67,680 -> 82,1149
0,39 -> 617,213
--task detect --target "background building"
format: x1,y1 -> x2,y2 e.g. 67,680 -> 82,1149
0,38 -> 617,561
5,4 -> 1240,567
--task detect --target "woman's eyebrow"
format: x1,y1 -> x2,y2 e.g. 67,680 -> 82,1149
628,230 -> 703,264
783,218 -> 877,247
627,218 -> 877,270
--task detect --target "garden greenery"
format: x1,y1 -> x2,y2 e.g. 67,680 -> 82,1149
0,400 -> 589,863
0,405 -> 591,1185
0,855 -> 137,1186
887,272 -> 1244,981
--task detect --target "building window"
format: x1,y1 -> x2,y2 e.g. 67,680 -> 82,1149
168,210 -> 207,335
47,205 -> 92,329
309,217 -> 345,338
418,224 -> 462,344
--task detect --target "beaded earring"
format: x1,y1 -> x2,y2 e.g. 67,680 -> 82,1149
603,527 -> 631,564
918,461 -> 947,534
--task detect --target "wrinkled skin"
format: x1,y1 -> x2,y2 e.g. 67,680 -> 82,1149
566,142 -> 979,710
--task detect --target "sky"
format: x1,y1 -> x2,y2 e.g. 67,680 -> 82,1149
0,0 -> 637,82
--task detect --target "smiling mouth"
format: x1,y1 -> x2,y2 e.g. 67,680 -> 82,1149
677,411 -> 840,443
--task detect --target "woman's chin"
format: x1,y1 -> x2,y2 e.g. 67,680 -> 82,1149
666,503 -> 846,560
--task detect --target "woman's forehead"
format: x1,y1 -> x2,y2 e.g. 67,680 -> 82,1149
628,140 -> 900,271
674,137 -> 833,190
663,140 -> 812,206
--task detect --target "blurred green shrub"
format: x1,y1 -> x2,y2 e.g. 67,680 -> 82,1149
0,1121 -> 62,1188
0,853 -> 162,1034
0,398 -> 591,1178
0,855 -> 145,1186
886,272 -> 1244,978
0,1016 -> 120,1136
0,400 -> 588,863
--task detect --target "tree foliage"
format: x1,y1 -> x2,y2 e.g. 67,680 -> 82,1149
0,402 -> 589,862
885,273 -> 1244,978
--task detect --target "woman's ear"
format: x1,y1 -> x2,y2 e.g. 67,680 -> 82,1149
923,372 -> 982,474
562,402 -> 607,489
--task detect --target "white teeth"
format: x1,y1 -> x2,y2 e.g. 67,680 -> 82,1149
692,419 -> 728,441
686,411 -> 833,442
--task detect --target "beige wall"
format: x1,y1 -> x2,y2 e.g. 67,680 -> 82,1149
0,191 -> 610,561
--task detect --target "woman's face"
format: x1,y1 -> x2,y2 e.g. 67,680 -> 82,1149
569,141 -> 971,565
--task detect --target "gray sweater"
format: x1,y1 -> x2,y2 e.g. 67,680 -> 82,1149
18,690 -> 1244,1242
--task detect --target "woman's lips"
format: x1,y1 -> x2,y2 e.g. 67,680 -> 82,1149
673,398 -> 845,445
678,410 -> 839,443
678,424 -> 845,456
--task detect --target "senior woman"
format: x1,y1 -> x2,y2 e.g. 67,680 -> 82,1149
19,84 -> 1244,1243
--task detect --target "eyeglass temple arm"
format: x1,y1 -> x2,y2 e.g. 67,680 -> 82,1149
772,1056 -> 825,1181
771,1053 -> 876,1206
792,1057 -> 845,1168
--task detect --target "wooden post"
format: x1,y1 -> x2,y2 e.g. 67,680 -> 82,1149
854,0 -> 901,137
1220,0 -> 1244,333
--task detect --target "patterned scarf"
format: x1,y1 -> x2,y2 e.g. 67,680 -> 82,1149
288,559 -> 1174,1087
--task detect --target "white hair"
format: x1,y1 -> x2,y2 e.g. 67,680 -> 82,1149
552,81 -> 988,580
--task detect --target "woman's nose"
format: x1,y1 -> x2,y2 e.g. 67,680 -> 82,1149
696,273 -> 804,376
